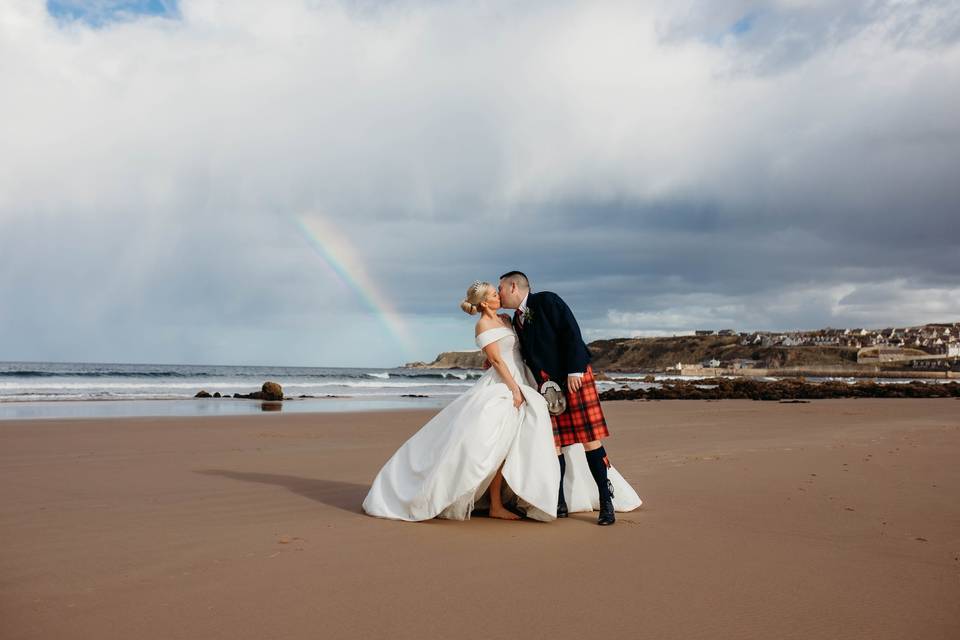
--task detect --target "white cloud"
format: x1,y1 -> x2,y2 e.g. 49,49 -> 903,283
0,0 -> 958,364
592,280 -> 960,338
4,0 -> 956,221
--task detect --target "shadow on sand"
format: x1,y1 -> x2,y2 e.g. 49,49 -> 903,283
196,469 -> 369,514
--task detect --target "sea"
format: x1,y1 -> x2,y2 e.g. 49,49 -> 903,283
0,361 -> 479,419
0,361 -> 491,402
0,361 -> 943,421
0,361 -> 639,420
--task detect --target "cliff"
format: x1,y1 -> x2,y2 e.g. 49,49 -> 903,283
406,335 -> 860,372
404,350 -> 486,369
587,336 -> 859,371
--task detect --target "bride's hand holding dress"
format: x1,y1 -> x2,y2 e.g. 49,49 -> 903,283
478,314 -> 525,410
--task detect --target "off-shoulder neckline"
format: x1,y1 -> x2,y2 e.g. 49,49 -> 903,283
475,326 -> 512,339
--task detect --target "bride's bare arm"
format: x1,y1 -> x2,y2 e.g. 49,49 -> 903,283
479,317 -> 512,371
481,341 -> 524,408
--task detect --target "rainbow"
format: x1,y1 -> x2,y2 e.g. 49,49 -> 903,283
293,213 -> 417,354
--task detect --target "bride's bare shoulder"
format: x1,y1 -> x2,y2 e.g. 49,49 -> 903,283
476,314 -> 513,336
475,318 -> 498,337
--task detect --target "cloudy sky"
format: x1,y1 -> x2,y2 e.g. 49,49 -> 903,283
1,0 -> 958,367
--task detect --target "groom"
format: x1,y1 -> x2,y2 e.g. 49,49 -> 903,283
498,271 -> 616,526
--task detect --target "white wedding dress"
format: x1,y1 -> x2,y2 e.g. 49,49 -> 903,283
362,325 -> 642,522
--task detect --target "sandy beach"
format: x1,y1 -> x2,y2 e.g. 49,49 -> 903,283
2,399 -> 958,639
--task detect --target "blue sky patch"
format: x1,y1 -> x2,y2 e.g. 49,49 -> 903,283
47,0 -> 179,27
730,11 -> 758,36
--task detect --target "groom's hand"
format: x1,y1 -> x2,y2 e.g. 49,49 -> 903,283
482,359 -> 491,370
567,374 -> 583,393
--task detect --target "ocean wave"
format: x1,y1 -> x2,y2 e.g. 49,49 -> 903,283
0,362 -> 489,406
394,371 -> 482,380
0,389 -> 469,403
0,379 -> 474,391
0,369 -> 213,378
0,368 -> 484,381
0,381 -> 241,390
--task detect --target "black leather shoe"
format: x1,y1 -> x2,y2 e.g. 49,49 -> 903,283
557,493 -> 569,518
597,497 -> 615,526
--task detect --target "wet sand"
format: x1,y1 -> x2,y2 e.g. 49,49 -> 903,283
1,399 -> 958,639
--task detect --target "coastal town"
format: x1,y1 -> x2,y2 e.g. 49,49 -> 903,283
724,322 -> 960,368
731,323 -> 960,354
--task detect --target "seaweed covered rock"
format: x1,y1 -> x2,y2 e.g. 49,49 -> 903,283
261,381 -> 283,401
600,378 -> 960,401
234,381 -> 285,401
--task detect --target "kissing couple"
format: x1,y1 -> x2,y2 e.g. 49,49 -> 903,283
362,271 -> 641,525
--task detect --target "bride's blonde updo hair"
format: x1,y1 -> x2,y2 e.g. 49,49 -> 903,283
460,280 -> 493,315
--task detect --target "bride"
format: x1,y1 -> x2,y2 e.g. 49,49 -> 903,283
362,281 -> 641,522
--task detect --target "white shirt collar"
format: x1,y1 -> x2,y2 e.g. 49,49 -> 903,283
518,292 -> 530,313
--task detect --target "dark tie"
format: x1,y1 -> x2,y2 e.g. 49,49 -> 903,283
513,309 -> 524,329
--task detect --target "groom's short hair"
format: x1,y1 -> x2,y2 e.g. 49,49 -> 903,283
500,271 -> 530,290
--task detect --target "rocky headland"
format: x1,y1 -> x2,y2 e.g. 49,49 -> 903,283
588,335 -> 859,371
407,333 -> 958,376
404,336 -> 861,372
404,351 -> 486,369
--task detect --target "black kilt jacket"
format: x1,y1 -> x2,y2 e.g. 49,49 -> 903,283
514,291 -> 591,390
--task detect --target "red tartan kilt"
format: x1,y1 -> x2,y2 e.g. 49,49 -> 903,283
540,366 -> 609,447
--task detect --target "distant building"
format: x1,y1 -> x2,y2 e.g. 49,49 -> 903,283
687,322 -> 957,359
912,358 -> 950,370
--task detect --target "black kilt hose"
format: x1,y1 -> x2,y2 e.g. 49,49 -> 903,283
513,291 -> 610,448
